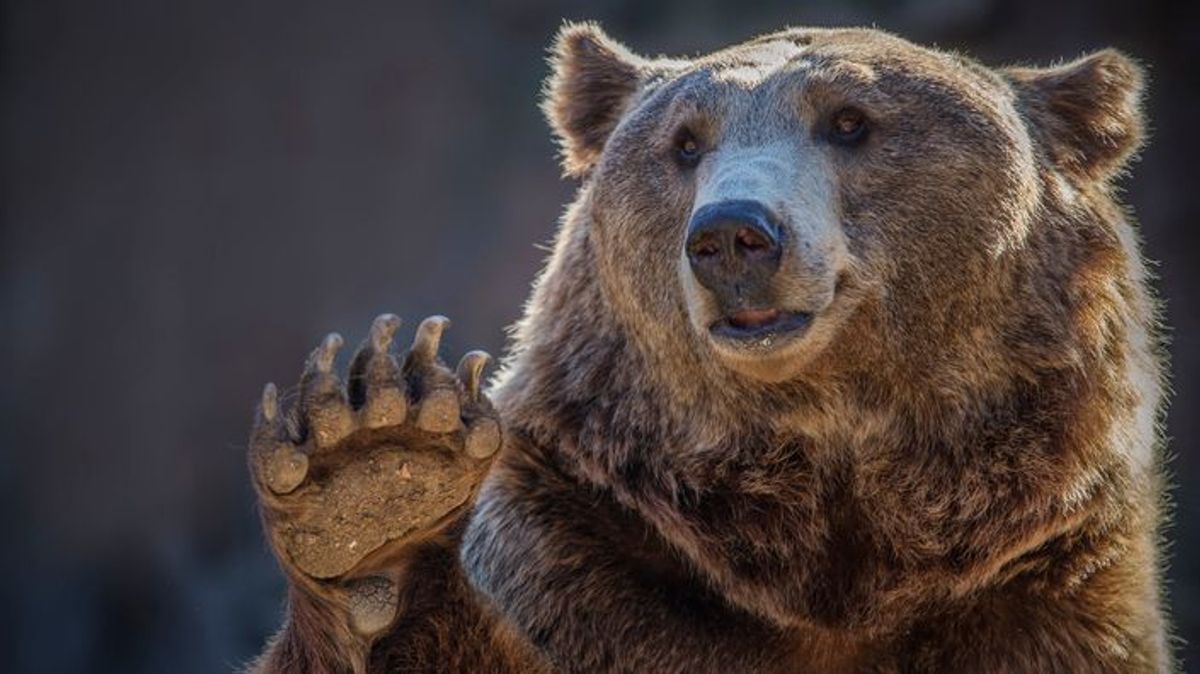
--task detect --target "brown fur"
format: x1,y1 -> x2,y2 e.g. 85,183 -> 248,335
251,23 -> 1172,673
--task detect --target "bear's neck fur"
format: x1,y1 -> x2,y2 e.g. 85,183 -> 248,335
490,172 -> 1163,629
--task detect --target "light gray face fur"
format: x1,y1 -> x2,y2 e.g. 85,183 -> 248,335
681,140 -> 848,375
674,54 -> 854,382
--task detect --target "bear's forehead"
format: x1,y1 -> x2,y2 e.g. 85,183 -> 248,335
675,28 -> 965,89
696,39 -> 808,86
643,27 -> 1002,123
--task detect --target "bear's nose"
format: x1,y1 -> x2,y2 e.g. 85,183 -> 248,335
685,200 -> 783,299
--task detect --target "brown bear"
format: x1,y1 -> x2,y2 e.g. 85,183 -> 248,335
246,23 -> 1172,674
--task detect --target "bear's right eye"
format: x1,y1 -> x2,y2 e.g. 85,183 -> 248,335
829,107 -> 869,146
674,128 -> 703,169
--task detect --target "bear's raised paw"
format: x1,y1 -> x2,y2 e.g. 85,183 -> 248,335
249,314 -> 501,582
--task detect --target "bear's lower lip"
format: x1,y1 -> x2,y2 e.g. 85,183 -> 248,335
710,309 -> 813,344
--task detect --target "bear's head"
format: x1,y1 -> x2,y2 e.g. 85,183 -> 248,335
538,23 -> 1144,389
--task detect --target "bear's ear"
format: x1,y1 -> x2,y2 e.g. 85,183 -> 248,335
1003,50 -> 1145,181
543,22 -> 647,177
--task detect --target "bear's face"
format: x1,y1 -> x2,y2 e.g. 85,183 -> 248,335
545,25 -> 1142,385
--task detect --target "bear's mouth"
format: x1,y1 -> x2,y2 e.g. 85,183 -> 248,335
709,308 -> 813,345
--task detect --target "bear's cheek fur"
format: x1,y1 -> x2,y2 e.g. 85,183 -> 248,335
829,100 -> 1040,362
590,142 -> 699,341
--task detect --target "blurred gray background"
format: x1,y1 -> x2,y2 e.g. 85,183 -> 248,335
2,1 -> 1197,671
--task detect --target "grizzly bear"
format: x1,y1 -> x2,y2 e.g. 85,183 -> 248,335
246,23 -> 1171,674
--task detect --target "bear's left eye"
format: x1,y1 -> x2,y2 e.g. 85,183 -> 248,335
674,128 -> 704,168
829,107 -> 869,145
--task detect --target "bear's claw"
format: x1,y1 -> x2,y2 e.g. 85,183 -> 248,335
348,314 -> 407,428
249,314 -> 502,581
253,382 -> 310,495
405,316 -> 463,434
456,350 -> 490,401
406,315 -> 450,365
299,332 -> 356,450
